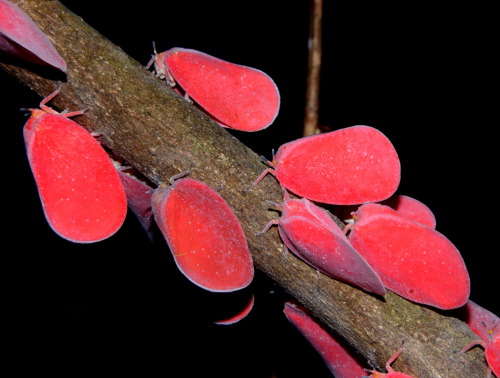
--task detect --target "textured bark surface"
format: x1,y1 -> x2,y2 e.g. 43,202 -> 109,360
2,1 -> 488,376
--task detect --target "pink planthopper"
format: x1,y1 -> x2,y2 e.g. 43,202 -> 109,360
462,300 -> 499,343
151,176 -> 254,292
346,203 -> 470,310
146,46 -> 280,132
285,301 -> 416,377
283,301 -> 367,377
257,189 -> 386,296
214,293 -> 255,326
461,300 -> 500,376
337,194 -> 437,230
248,125 -> 401,205
0,0 -> 66,72
23,89 -> 127,243
379,194 -> 436,229
115,166 -> 155,240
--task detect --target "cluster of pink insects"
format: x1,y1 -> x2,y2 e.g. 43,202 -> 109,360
2,1 -> 498,376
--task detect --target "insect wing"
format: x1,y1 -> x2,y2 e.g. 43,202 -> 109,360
284,302 -> 367,378
273,126 -> 400,205
380,194 -> 436,228
279,199 -> 386,295
117,169 -> 155,238
0,0 -> 66,72
463,300 -> 499,343
214,293 -> 255,325
151,178 -> 254,292
348,203 -> 470,309
23,112 -> 127,243
164,48 -> 280,132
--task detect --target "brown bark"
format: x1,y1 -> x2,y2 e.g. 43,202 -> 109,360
1,1 -> 488,376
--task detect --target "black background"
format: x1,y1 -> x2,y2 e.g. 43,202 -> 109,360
3,1 -> 497,376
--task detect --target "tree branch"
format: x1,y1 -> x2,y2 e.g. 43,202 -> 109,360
2,1 -> 487,376
303,0 -> 323,137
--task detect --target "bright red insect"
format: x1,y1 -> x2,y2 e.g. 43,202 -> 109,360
380,194 -> 436,229
347,203 -> 470,309
23,89 -> 127,243
0,0 -> 66,72
283,301 -> 367,377
147,47 -> 280,132
462,300 -> 500,376
258,189 -> 386,295
463,300 -> 499,343
116,167 -> 155,240
334,194 -> 436,229
151,177 -> 254,292
250,125 -> 401,205
214,293 -> 255,325
366,349 -> 415,378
